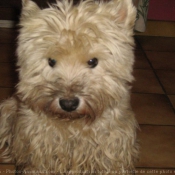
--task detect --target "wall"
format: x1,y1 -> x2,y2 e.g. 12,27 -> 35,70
148,0 -> 175,21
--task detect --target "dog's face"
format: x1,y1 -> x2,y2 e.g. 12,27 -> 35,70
17,0 -> 136,122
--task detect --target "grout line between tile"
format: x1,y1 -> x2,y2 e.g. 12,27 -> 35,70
134,68 -> 175,71
131,92 -> 164,95
139,124 -> 175,127
135,40 -> 166,93
135,38 -> 175,114
139,50 -> 175,53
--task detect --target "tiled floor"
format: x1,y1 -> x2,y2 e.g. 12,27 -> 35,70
133,36 -> 175,174
0,28 -> 175,174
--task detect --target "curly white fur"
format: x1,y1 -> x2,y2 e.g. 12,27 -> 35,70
0,0 -> 138,174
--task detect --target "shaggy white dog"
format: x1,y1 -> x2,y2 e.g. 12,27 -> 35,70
0,0 -> 138,174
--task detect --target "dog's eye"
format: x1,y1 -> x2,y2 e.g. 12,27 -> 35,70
48,58 -> 56,67
87,58 -> 98,68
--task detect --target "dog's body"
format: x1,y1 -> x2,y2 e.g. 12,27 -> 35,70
0,0 -> 138,174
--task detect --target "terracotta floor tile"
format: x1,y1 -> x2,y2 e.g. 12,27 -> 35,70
156,70 -> 175,95
0,88 -> 15,101
0,43 -> 17,62
136,125 -> 175,168
146,51 -> 175,70
0,29 -> 17,44
132,70 -> 164,94
0,164 -> 16,175
168,95 -> 175,109
131,93 -> 175,125
134,50 -> 151,69
0,63 -> 18,88
136,36 -> 175,51
134,37 -> 142,50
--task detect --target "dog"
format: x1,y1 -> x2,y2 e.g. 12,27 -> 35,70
0,0 -> 139,174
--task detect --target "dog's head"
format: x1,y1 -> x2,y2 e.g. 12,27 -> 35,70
17,0 -> 136,122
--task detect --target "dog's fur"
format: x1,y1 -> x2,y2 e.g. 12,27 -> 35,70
0,0 -> 138,174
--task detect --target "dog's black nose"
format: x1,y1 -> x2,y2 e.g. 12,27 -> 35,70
59,97 -> 79,112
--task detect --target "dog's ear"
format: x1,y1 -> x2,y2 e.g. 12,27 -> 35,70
21,0 -> 40,20
105,0 -> 136,29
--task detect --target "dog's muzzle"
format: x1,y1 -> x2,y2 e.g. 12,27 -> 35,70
59,97 -> 79,112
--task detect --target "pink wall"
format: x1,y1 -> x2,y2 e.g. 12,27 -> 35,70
147,0 -> 175,21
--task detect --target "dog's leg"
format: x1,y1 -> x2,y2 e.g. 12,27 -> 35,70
0,97 -> 17,162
